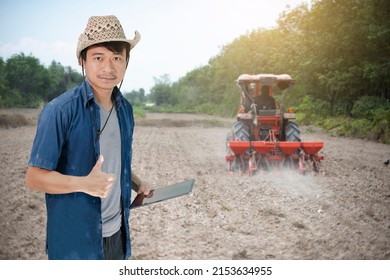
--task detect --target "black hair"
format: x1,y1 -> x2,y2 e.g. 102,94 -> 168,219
80,41 -> 130,64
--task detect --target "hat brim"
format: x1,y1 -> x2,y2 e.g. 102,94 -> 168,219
76,30 -> 141,63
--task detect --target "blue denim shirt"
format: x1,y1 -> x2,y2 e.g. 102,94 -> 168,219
28,81 -> 134,259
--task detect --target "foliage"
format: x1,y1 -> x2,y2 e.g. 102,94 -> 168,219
46,61 -> 82,102
124,88 -> 146,107
132,106 -> 146,119
0,53 -> 83,108
351,95 -> 390,120
148,74 -> 176,106
0,113 -> 32,128
147,0 -> 390,142
370,109 -> 390,143
317,114 -> 390,144
295,95 -> 330,125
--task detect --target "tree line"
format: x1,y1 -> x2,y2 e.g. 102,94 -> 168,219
0,53 -> 84,108
147,0 -> 389,142
149,0 -> 390,116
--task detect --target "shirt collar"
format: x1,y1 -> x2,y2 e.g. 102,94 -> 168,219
82,79 -> 124,109
112,86 -> 124,109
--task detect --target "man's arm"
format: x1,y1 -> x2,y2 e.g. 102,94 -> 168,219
25,155 -> 115,198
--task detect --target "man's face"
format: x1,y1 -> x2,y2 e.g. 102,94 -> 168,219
84,46 -> 127,92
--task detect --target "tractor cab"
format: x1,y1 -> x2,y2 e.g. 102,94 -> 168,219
237,73 -> 295,113
235,74 -> 296,141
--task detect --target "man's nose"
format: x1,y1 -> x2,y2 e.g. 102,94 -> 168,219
102,59 -> 115,72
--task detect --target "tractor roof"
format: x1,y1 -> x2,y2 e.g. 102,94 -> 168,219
236,74 -> 295,90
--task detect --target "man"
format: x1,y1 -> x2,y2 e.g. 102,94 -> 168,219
25,15 -> 150,260
254,85 -> 277,110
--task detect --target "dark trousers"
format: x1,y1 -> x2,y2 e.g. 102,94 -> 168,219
103,227 -> 125,260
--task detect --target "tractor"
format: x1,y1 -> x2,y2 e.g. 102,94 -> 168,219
225,74 -> 324,175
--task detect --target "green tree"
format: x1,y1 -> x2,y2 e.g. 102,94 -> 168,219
277,0 -> 390,115
5,53 -> 49,107
149,74 -> 175,106
124,88 -> 146,106
0,53 -> 83,107
47,62 -> 83,101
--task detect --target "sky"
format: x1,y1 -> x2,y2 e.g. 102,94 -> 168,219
0,0 -> 309,93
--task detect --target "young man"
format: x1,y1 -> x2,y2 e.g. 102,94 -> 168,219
25,15 -> 150,260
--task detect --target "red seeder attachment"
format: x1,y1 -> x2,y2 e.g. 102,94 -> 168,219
226,140 -> 324,175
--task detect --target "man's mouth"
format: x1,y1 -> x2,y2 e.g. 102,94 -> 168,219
98,76 -> 117,80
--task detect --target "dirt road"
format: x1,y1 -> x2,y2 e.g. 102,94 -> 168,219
1,111 -> 389,259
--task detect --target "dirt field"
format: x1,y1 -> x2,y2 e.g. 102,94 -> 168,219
0,109 -> 389,260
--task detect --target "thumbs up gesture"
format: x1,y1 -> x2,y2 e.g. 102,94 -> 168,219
83,155 -> 116,198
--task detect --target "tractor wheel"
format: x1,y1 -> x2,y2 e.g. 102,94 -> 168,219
228,121 -> 250,173
285,121 -> 301,142
226,121 -> 250,154
285,121 -> 302,169
232,121 -> 250,141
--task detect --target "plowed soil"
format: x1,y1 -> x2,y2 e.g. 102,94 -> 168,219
0,110 -> 389,260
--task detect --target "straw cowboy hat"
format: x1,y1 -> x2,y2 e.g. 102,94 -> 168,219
76,15 -> 141,64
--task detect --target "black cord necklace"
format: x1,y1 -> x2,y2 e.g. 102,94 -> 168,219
84,80 -> 115,138
87,98 -> 115,138
96,102 -> 114,136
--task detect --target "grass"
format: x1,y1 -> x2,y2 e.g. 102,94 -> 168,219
0,113 -> 32,128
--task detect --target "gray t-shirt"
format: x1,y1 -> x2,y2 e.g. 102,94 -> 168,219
99,105 -> 122,237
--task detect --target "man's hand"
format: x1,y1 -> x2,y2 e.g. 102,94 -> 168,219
83,155 -> 116,198
131,171 -> 153,198
138,180 -> 153,198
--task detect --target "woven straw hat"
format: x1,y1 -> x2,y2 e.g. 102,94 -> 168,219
76,15 -> 141,64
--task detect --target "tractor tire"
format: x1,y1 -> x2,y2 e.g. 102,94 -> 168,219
285,121 -> 302,160
232,121 -> 250,141
226,121 -> 250,155
228,121 -> 250,173
285,121 -> 301,142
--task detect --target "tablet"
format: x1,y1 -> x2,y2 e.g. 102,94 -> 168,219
130,179 -> 195,209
